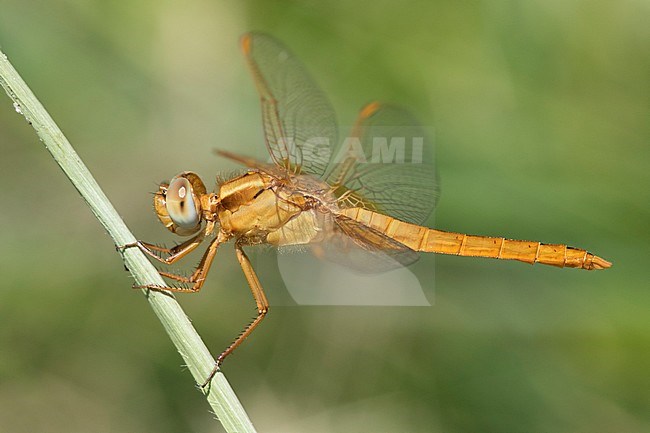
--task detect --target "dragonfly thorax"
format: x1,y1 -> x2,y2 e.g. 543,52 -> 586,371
215,170 -> 333,246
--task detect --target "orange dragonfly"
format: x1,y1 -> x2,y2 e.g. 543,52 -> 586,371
123,32 -> 611,384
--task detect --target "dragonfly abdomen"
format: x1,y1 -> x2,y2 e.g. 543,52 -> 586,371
342,207 -> 611,270
418,231 -> 611,270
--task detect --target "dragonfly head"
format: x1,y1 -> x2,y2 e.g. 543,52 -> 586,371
153,171 -> 207,236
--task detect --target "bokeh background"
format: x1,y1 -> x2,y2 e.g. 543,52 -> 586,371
1,1 -> 648,432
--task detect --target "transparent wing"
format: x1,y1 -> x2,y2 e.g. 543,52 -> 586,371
241,32 -> 338,177
320,214 -> 420,272
324,102 -> 439,225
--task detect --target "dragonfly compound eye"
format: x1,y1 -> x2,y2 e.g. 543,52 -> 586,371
166,177 -> 200,229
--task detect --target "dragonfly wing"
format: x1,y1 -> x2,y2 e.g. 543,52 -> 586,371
241,32 -> 338,177
315,213 -> 420,273
324,102 -> 439,225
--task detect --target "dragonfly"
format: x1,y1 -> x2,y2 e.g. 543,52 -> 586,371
123,32 -> 611,385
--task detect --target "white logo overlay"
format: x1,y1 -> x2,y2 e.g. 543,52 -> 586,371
253,130 -> 435,307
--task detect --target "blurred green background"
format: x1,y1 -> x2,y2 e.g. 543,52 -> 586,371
1,1 -> 648,432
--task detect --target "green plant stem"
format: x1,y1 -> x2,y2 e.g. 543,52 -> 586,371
0,49 -> 257,433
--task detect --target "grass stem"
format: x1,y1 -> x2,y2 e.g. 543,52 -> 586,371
0,49 -> 257,433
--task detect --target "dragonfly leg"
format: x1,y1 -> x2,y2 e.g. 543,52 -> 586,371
120,231 -> 206,265
201,241 -> 269,388
135,230 -> 228,293
214,149 -> 269,171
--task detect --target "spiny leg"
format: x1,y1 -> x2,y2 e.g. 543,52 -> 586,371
137,231 -> 228,293
202,241 -> 269,387
119,221 -> 215,264
121,232 -> 205,264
